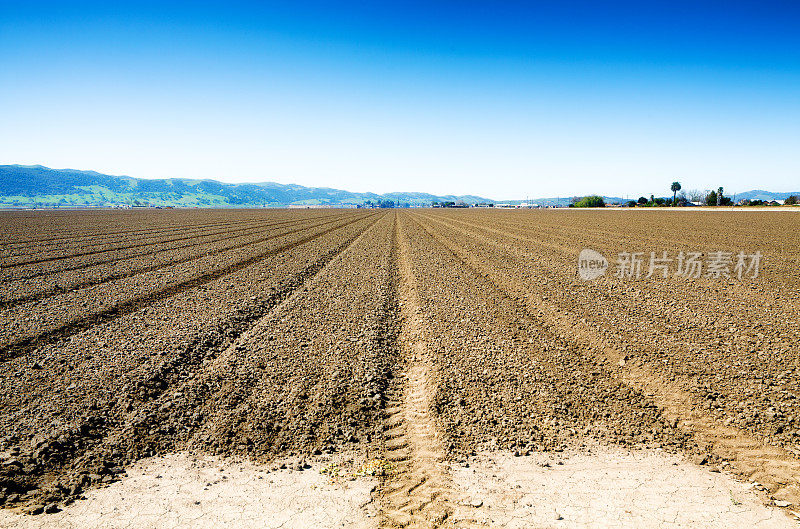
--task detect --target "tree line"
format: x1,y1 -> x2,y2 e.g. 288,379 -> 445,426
569,182 -> 799,208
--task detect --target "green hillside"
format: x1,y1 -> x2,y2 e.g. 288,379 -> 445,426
0,165 -> 490,208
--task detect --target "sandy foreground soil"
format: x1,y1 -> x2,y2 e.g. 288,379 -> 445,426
0,447 -> 793,529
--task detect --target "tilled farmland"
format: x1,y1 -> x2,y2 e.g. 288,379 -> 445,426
1,208 -> 799,526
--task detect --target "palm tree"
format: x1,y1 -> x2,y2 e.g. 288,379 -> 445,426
671,181 -> 681,206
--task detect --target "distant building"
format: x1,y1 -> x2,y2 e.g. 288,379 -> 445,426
288,203 -> 358,209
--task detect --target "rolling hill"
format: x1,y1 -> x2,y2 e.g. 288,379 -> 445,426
0,165 -> 490,207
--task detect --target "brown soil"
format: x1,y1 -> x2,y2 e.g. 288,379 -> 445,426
1,208 -> 799,523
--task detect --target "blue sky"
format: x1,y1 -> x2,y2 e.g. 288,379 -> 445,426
1,1 -> 798,199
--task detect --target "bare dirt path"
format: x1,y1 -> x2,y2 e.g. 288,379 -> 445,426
382,214 -> 452,527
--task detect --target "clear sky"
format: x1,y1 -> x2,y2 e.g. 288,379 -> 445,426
1,1 -> 798,199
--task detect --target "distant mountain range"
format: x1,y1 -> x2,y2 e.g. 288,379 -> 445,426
0,165 -> 490,207
0,165 -> 796,208
729,190 -> 800,201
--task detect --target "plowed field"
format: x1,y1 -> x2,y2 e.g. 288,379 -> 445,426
1,208 -> 799,527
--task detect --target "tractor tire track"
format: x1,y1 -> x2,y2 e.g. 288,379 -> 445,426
380,213 -> 452,528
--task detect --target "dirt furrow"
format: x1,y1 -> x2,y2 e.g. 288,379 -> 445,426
2,213 -> 332,280
3,220 -> 265,268
417,211 -> 800,360
0,212 -> 387,510
441,209 -> 798,266
0,212 -> 378,361
409,211 -> 800,506
2,216 -> 271,259
1,213 -> 279,250
416,212 -> 800,448
181,212 -> 399,460
0,214 -> 349,308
